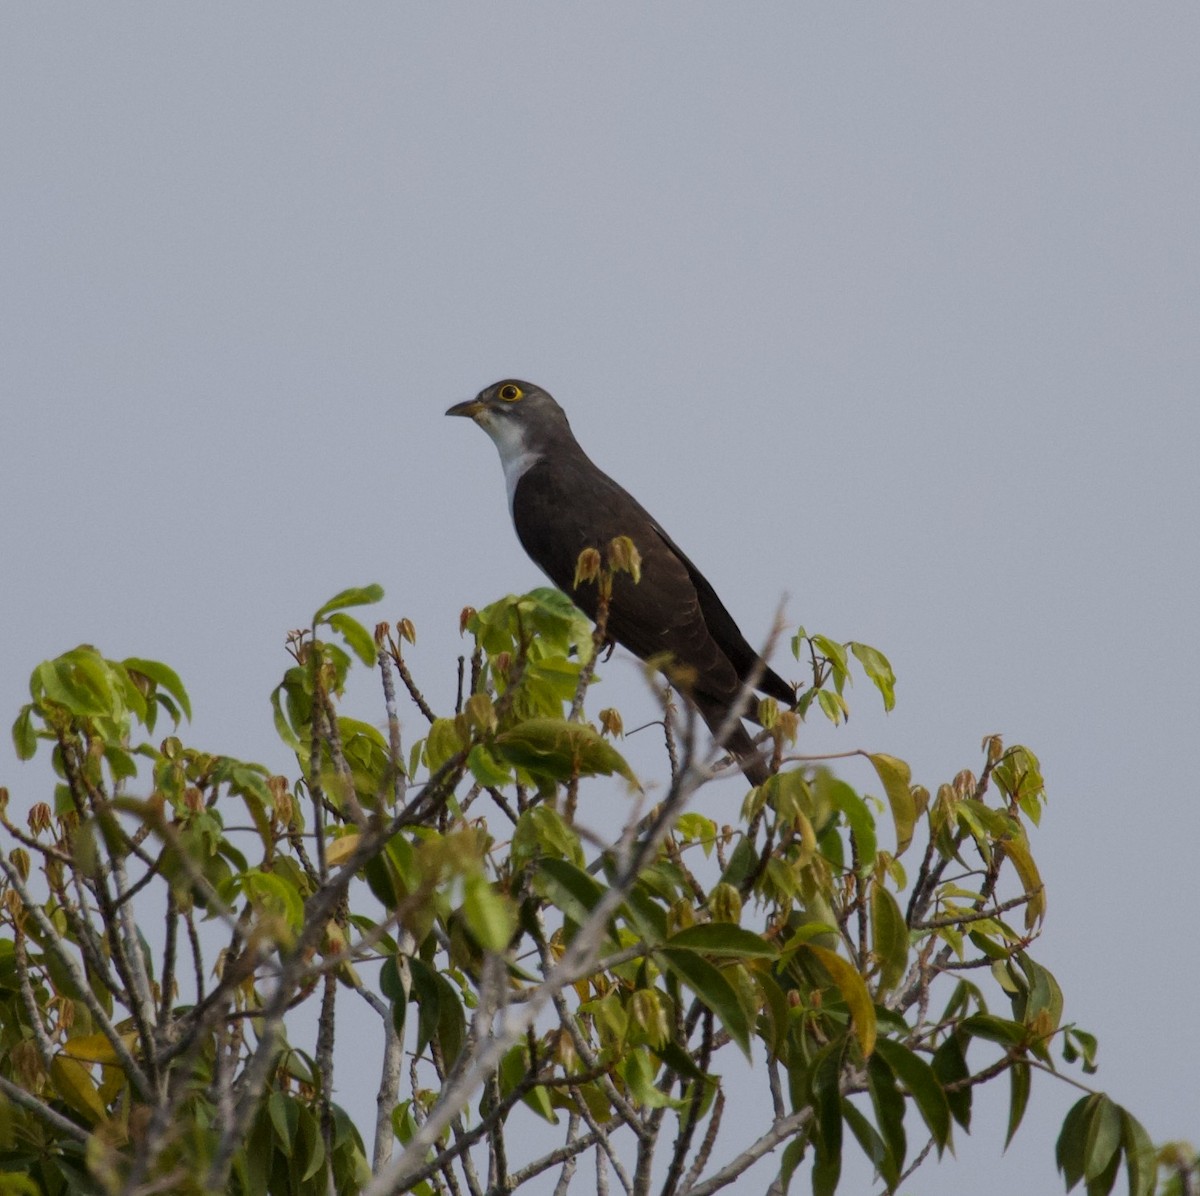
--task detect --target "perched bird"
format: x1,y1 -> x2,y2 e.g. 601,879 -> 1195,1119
446,379 -> 794,785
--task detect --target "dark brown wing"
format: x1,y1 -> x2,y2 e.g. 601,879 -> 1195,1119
511,454 -> 792,711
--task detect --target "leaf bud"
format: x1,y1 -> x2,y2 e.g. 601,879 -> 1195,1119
598,707 -> 624,738
554,1027 -> 578,1071
757,697 -> 779,730
464,693 -> 497,735
606,536 -> 642,583
398,617 -> 416,645
709,882 -> 742,925
983,734 -> 1004,764
952,769 -> 976,800
3,888 -> 26,929
573,547 -> 602,588
629,988 -> 670,1049
28,803 -> 52,835
667,899 -> 696,935
9,847 -> 30,882
459,607 -> 476,637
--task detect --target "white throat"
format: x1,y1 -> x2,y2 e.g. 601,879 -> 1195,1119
479,415 -> 542,515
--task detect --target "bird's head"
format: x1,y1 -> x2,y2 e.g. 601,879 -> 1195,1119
446,380 -> 574,460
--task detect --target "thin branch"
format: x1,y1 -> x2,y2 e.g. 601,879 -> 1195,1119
0,853 -> 154,1101
679,1108 -> 813,1196
365,729 -> 728,1196
0,1074 -> 89,1143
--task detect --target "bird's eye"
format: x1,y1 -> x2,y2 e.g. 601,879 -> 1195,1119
498,383 -> 524,403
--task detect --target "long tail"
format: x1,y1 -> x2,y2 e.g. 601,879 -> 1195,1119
690,693 -> 771,787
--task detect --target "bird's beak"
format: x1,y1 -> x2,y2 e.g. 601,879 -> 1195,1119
446,398 -> 485,419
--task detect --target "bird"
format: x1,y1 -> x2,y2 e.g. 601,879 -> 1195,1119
446,379 -> 794,786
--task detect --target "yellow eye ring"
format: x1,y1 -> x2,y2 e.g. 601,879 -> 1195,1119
498,383 -> 524,403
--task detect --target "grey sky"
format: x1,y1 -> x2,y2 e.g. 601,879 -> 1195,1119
2,6 -> 1197,1192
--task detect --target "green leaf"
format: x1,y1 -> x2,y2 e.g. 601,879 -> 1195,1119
867,753 -> 915,856
802,943 -> 877,1057
327,612 -> 377,667
1001,832 -> 1046,929
961,1013 -> 1027,1049
931,1031 -> 972,1130
122,657 -> 193,721
533,857 -> 607,928
849,642 -> 896,711
826,779 -> 876,869
467,744 -> 513,788
622,882 -> 668,946
664,923 -> 778,960
1057,1094 -> 1094,1190
298,1106 -> 326,1182
499,1044 -> 558,1123
870,881 -> 908,994
817,689 -> 848,726
269,1091 -> 299,1152
11,705 -> 37,759
1119,1108 -> 1157,1196
426,717 -> 467,772
239,868 -> 305,934
873,1037 -> 951,1154
493,718 -> 637,784
867,1053 -> 907,1179
1005,1059 -> 1030,1149
778,1136 -> 806,1196
49,1056 -> 108,1125
842,1100 -> 894,1188
462,872 -> 516,952
620,1047 -> 680,1110
811,635 -> 850,684
1062,1026 -> 1099,1075
313,584 -> 384,625
658,947 -> 752,1059
1083,1094 -> 1122,1185
36,650 -> 113,719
